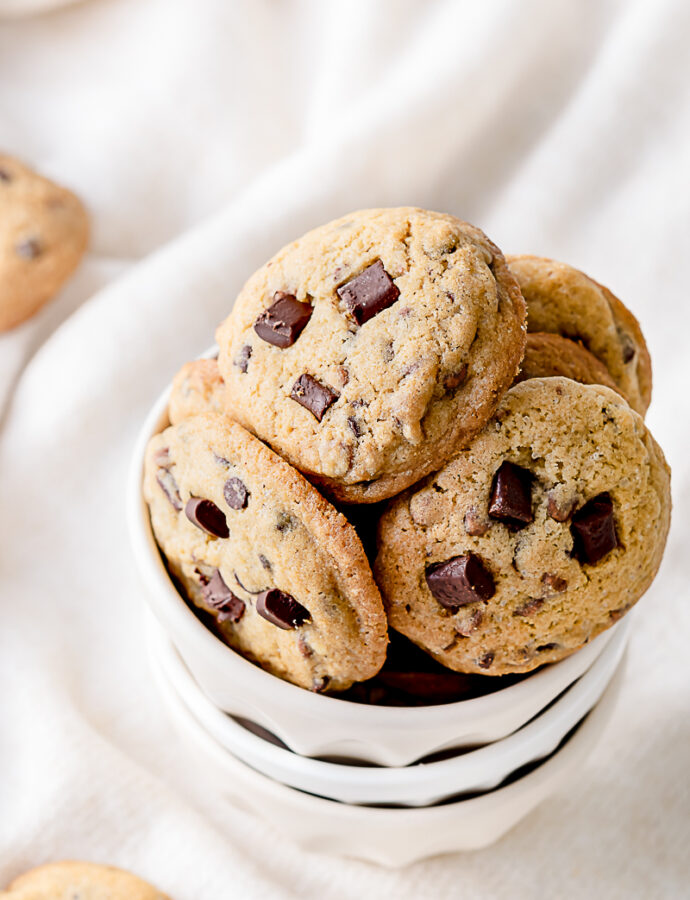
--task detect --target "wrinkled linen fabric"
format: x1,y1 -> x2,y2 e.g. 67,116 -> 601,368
0,1 -> 688,897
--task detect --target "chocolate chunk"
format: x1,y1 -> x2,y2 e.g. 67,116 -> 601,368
15,238 -> 42,260
154,446 -> 171,465
276,511 -> 297,533
464,508 -> 489,536
454,606 -> 484,636
256,588 -> 310,629
156,469 -> 182,510
541,572 -> 568,593
254,292 -> 313,348
536,642 -> 559,653
571,492 -> 617,564
337,260 -> 400,325
312,676 -> 330,693
619,332 -> 636,363
290,374 -> 339,421
347,416 -> 362,438
513,597 -> 544,617
214,453 -> 231,467
185,497 -> 229,538
259,554 -> 272,572
425,553 -> 495,610
547,493 -> 577,522
223,476 -> 249,510
443,364 -> 468,391
235,345 -> 252,373
477,652 -> 494,669
489,462 -> 533,528
202,569 -> 245,622
298,636 -> 314,658
0,168 -> 11,182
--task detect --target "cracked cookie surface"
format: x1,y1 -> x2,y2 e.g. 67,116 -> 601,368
375,378 -> 670,675
217,207 -> 526,503
508,255 -> 651,415
0,861 -> 168,899
144,413 -> 387,690
0,153 -> 88,331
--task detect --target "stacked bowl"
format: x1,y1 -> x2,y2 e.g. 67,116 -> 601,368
129,377 -> 631,866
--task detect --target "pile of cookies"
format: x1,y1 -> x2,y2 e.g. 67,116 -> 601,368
144,208 -> 671,699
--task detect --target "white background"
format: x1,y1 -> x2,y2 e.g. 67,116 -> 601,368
0,1 -> 688,897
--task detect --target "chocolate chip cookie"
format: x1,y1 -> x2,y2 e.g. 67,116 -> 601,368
144,413 -> 388,690
217,208 -> 526,503
168,358 -> 226,424
515,332 -> 621,393
375,377 -> 671,675
0,861 -> 169,899
0,153 -> 88,331
508,255 -> 651,415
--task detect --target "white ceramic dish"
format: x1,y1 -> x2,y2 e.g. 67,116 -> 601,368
148,611 -> 630,806
150,639 -> 626,866
129,368 -> 622,766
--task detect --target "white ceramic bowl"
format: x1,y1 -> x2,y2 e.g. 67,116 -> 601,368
150,639 -> 627,866
129,369 -> 622,766
147,611 -> 630,807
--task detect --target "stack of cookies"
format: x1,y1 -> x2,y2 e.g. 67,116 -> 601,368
144,208 -> 671,701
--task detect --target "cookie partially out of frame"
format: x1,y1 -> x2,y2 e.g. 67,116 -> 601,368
0,153 -> 88,331
375,378 -> 670,675
144,413 -> 388,691
515,331 -> 621,394
168,358 -> 226,424
0,861 -> 169,899
508,255 -> 651,415
217,207 -> 526,503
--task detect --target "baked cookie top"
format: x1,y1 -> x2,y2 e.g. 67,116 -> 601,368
0,153 -> 88,331
508,255 -> 651,415
515,331 -> 621,393
217,208 -> 526,503
144,413 -> 388,691
375,378 -> 671,675
168,358 -> 226,424
0,861 -> 169,899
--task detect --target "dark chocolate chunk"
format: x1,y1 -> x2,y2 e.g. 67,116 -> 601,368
443,364 -> 468,391
235,344 -> 252,372
185,497 -> 229,538
223,476 -> 249,510
276,511 -> 297,533
489,462 -> 533,528
254,292 -> 313,348
513,597 -> 544,617
15,237 -> 42,260
290,374 -> 339,421
0,168 -> 11,182
312,676 -> 330,693
464,508 -> 489,536
425,553 -> 495,610
547,493 -> 577,522
536,642 -> 559,653
541,572 -> 568,593
337,260 -> 400,325
619,331 -> 636,363
477,652 -> 494,669
202,569 -> 245,622
347,416 -> 362,438
256,588 -> 310,629
156,469 -> 182,511
571,492 -> 617,564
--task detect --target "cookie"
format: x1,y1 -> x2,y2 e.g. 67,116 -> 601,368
144,412 -> 388,690
375,377 -> 671,675
0,154 -> 88,331
515,332 -> 621,393
508,255 -> 651,415
168,358 -> 226,424
217,207 -> 526,503
0,861 -> 168,899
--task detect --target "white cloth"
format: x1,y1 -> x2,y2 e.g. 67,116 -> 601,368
1,1 -> 689,896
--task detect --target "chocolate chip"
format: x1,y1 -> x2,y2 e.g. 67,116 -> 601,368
337,260 -> 400,325
347,416 -> 362,438
454,606 -> 484,636
256,589 -> 310,629
541,573 -> 568,593
202,569 -> 245,622
477,652 -> 494,669
259,554 -> 272,572
0,168 -> 11,182
443,364 -> 468,391
489,462 -> 533,529
156,469 -> 182,511
312,676 -> 330,693
276,511 -> 297,533
15,238 -> 42,260
619,332 -> 636,363
609,604 -> 631,622
536,642 -> 559,653
290,374 -> 339,421
513,598 -> 544,617
298,636 -> 314,658
464,508 -> 489,536
425,554 -> 495,610
214,453 -> 231,467
254,292 -> 313,348
547,494 -> 577,522
223,476 -> 249,510
571,492 -> 617,564
185,497 -> 229,538
235,345 -> 252,373
154,446 -> 171,465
